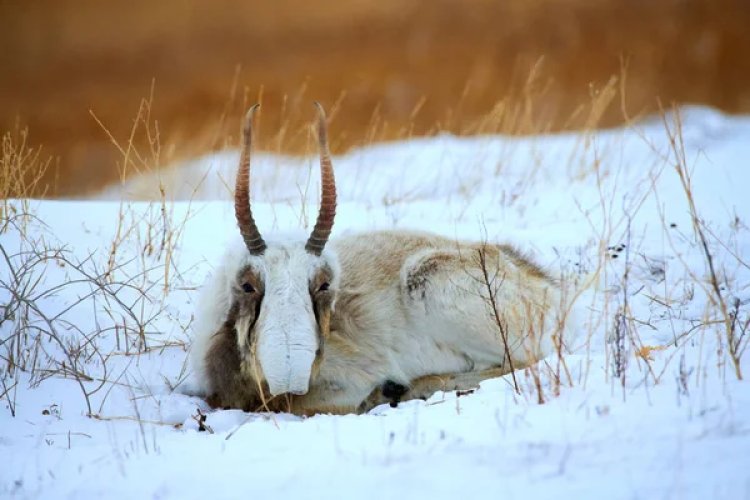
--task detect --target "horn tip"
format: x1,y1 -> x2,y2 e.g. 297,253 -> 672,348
242,104 -> 260,140
244,103 -> 260,124
313,101 -> 326,118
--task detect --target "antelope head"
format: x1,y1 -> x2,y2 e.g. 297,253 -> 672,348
231,102 -> 339,397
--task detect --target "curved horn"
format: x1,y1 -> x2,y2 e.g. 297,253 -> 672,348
305,102 -> 338,256
235,104 -> 267,255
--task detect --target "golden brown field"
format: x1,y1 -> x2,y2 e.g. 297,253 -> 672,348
2,0 -> 749,197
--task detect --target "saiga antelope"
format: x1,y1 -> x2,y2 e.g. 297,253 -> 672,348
190,103 -> 576,415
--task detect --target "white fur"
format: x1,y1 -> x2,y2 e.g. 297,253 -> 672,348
250,245 -> 334,396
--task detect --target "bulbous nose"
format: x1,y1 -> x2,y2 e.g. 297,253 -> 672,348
259,334 -> 316,397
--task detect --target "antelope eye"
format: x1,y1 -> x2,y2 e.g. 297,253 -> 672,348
318,282 -> 330,292
241,282 -> 255,294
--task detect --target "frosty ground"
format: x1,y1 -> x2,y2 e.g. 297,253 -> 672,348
1,106 -> 748,499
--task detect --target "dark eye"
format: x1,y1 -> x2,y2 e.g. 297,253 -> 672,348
241,282 -> 255,294
318,282 -> 330,292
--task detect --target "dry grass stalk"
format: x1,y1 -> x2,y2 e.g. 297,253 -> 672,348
659,105 -> 745,381
475,244 -> 521,395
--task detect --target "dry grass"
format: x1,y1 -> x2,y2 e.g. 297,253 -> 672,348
657,106 -> 747,381
0,126 -> 54,232
0,99 -> 197,416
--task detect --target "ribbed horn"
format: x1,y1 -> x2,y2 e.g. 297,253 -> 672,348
235,104 -> 266,255
305,102 -> 337,256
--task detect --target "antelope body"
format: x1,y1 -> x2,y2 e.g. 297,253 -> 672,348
190,104 -> 574,415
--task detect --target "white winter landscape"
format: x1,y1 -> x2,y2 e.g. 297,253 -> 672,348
1,106 -> 748,499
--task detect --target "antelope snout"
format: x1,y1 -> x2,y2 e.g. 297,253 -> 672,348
257,331 -> 317,397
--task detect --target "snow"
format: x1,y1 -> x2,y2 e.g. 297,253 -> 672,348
2,106 -> 749,498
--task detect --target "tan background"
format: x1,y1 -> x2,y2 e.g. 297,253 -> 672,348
2,0 -> 750,197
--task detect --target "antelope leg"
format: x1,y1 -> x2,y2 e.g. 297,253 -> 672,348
360,366 -> 510,412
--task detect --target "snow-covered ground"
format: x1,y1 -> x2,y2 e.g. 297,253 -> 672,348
1,106 -> 748,498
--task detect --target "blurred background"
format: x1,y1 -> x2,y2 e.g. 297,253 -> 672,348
2,0 -> 750,197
